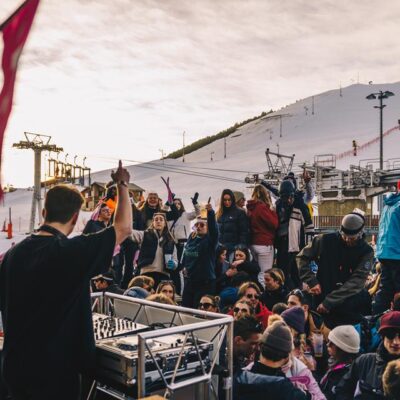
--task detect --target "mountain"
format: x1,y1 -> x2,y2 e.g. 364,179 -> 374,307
92,82 -> 400,206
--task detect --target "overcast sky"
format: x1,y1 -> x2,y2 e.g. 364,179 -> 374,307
1,0 -> 400,186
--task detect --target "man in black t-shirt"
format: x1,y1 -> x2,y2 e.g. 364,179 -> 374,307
0,161 -> 132,400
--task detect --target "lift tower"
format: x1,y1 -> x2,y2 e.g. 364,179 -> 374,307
13,132 -> 63,232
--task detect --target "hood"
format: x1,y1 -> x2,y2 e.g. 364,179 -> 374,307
384,192 -> 400,206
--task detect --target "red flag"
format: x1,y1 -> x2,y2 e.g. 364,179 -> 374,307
0,0 -> 40,197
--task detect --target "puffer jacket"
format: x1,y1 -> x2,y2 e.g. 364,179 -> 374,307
335,343 -> 396,399
217,192 -> 249,250
376,193 -> 400,260
234,369 -> 309,400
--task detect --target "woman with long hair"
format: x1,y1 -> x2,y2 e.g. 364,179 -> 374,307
131,213 -> 178,288
218,245 -> 260,290
156,280 -> 176,303
261,268 -> 288,311
246,184 -> 278,287
216,189 -> 249,259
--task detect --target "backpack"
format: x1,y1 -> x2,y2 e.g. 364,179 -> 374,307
354,314 -> 382,354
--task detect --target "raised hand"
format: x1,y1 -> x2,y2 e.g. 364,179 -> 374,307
111,160 -> 130,184
191,192 -> 199,205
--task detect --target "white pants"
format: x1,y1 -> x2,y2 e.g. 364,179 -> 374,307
250,244 -> 274,288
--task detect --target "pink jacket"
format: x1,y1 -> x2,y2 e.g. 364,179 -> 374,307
282,356 -> 326,400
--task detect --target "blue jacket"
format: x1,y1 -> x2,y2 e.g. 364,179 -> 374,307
376,193 -> 400,260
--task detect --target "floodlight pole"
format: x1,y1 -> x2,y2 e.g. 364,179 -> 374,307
13,132 -> 63,232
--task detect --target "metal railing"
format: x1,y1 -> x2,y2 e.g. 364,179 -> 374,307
91,292 -> 233,400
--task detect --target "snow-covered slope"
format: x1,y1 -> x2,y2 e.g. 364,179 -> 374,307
2,82 -> 400,249
92,82 -> 400,205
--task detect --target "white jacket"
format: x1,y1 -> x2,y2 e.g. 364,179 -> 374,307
168,204 -> 200,241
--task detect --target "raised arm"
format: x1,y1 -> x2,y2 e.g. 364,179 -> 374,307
111,161 -> 133,245
206,203 -> 219,246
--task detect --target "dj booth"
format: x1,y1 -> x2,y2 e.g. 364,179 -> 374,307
89,292 -> 233,400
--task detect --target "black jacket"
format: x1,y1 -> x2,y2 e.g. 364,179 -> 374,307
234,369 -> 309,400
216,260 -> 261,292
298,232 -> 374,310
320,361 -> 352,400
137,230 -> 175,270
335,343 -> 396,399
182,210 -> 219,282
217,206 -> 249,250
260,286 -> 289,311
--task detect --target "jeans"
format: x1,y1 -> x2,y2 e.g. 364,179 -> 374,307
250,245 -> 274,288
276,236 -> 300,289
372,259 -> 400,314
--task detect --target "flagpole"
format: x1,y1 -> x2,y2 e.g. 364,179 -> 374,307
0,0 -> 30,31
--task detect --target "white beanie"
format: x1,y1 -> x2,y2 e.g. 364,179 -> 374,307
328,325 -> 360,354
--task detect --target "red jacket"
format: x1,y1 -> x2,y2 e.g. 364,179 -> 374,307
227,302 -> 271,330
246,200 -> 278,246
255,302 -> 272,330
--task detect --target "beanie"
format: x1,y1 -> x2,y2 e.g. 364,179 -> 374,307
279,180 -> 295,197
260,321 -> 293,354
328,325 -> 360,354
340,212 -> 365,236
219,287 -> 238,310
233,191 -> 245,203
281,306 -> 306,334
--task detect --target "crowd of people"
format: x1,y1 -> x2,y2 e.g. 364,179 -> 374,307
1,161 -> 400,400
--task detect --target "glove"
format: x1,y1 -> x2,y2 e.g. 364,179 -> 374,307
191,192 -> 199,205
166,259 -> 176,270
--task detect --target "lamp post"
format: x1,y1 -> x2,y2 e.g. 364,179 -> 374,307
366,90 -> 395,170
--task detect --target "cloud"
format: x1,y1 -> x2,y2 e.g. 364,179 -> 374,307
1,0 -> 400,186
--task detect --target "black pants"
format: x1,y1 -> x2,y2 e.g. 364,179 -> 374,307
276,236 -> 300,289
120,241 -> 138,289
3,369 -> 80,400
372,259 -> 400,314
182,279 -> 216,309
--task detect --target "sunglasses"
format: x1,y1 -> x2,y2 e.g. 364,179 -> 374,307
195,222 -> 206,228
233,307 -> 249,314
199,303 -> 214,310
382,329 -> 400,340
246,293 -> 259,300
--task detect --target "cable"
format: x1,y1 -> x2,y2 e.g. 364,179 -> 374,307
85,155 -> 248,184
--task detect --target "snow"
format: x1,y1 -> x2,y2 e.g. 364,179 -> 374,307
1,82 -> 399,250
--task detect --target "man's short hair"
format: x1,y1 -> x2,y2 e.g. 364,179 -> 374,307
233,316 -> 262,341
44,185 -> 84,224
383,359 -> 400,399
